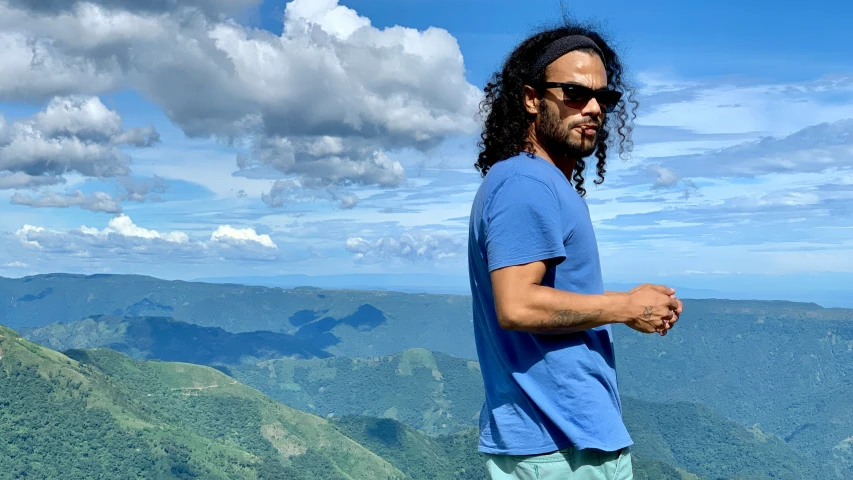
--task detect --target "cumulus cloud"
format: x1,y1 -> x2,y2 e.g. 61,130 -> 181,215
0,96 -> 159,190
261,179 -> 313,208
11,190 -> 122,213
345,230 -> 464,262
647,163 -> 699,199
116,175 -> 168,202
335,194 -> 359,210
0,172 -> 65,190
211,224 -> 276,248
13,214 -> 278,261
0,0 -> 479,201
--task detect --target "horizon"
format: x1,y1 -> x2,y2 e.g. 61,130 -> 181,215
2,270 -> 851,309
1,0 -> 852,305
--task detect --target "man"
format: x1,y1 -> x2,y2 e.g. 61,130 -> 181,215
468,22 -> 684,479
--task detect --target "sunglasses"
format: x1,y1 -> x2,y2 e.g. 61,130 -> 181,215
539,82 -> 622,110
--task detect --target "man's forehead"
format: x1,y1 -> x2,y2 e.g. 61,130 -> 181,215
544,51 -> 607,87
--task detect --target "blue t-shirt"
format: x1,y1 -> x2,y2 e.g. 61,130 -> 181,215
467,153 -> 632,455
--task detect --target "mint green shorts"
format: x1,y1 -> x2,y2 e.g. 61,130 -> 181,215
484,447 -> 632,480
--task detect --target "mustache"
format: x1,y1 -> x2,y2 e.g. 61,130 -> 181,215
566,117 -> 601,128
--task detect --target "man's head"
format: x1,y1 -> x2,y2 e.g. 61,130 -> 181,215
475,23 -> 637,196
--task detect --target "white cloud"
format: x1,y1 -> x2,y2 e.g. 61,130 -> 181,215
2,261 -> 27,268
11,190 -> 122,213
210,225 -> 277,249
12,214 -> 277,261
0,96 -> 159,189
336,194 -> 359,210
0,0 -> 480,199
0,172 -> 65,190
91,214 -> 190,243
345,230 -> 463,262
648,164 -> 681,189
116,175 -> 168,202
646,163 -> 699,199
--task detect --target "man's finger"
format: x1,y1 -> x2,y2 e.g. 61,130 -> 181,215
667,296 -> 680,310
650,284 -> 675,295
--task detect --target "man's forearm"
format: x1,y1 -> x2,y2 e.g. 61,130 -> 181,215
501,285 -> 629,335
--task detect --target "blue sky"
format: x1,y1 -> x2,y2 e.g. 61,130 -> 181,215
1,0 -> 852,306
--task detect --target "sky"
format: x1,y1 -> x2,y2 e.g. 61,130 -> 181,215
1,0 -> 852,306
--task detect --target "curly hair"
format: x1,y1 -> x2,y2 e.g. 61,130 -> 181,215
475,22 -> 638,197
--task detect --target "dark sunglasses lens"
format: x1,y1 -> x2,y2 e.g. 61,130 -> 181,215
559,86 -> 621,109
596,90 -> 622,108
561,85 -> 591,103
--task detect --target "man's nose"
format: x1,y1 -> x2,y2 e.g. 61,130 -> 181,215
582,97 -> 602,118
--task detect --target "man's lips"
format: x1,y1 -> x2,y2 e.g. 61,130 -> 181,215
574,125 -> 599,135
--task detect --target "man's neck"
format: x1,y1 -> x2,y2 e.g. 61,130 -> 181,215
527,137 -> 577,182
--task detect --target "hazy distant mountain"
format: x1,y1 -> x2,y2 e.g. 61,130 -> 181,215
193,274 -> 853,308
19,315 -> 330,364
0,273 -> 475,358
194,273 -> 472,295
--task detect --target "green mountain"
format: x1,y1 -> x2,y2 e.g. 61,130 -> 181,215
223,349 -> 832,480
0,324 -> 407,480
0,323 -> 702,479
331,416 -> 703,480
6,274 -> 853,477
20,315 -> 329,364
0,273 -> 473,358
614,299 -> 853,478
219,348 -> 481,436
332,417 -> 484,480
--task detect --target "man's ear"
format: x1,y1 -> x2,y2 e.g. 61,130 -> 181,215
523,85 -> 540,115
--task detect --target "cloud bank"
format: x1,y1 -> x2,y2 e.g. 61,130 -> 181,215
0,0 -> 481,204
14,214 -> 278,261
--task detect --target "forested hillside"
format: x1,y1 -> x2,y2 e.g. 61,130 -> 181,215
0,324 -> 404,480
6,274 -> 853,478
224,348 -> 836,480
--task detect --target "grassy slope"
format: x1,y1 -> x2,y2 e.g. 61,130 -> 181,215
227,348 -> 835,480
0,324 -> 405,480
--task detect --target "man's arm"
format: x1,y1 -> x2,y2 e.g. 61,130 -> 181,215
491,260 -> 680,335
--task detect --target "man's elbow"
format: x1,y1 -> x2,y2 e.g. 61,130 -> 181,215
496,305 -> 529,331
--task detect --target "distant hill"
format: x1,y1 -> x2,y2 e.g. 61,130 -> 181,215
0,273 -> 474,358
19,315 -> 329,364
194,273 -> 472,295
614,299 -> 853,479
222,348 -> 834,480
0,324 -> 406,480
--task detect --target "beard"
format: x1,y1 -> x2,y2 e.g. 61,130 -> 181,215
536,101 -> 599,159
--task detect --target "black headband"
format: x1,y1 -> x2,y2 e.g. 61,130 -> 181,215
531,35 -> 604,76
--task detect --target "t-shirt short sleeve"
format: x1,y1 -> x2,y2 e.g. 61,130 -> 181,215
485,174 -> 566,272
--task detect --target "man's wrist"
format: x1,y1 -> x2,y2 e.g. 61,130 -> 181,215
604,292 -> 629,324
